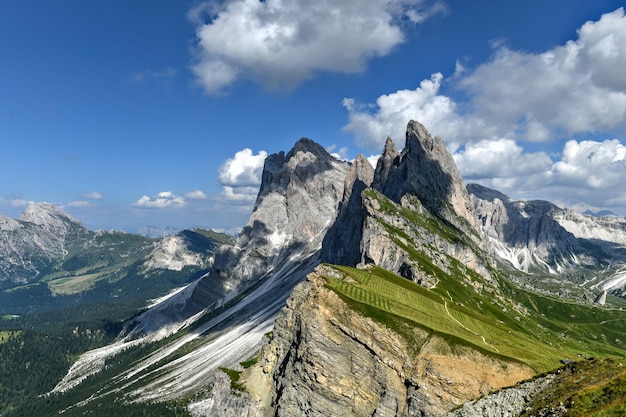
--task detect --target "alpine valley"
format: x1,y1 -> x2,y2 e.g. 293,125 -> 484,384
2,120 -> 626,417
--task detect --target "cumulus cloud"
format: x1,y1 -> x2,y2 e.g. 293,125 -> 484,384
459,7 -> 626,142
218,148 -> 267,187
344,8 -> 626,147
550,139 -> 626,201
454,138 -> 626,212
190,0 -> 444,94
218,148 -> 268,201
453,139 -> 553,181
343,73 -> 492,152
133,191 -> 187,209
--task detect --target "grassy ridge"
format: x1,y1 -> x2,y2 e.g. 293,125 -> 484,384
324,264 -> 626,372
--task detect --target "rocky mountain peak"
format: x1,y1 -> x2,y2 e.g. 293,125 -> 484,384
373,137 -> 400,187
286,137 -> 332,161
1,203 -> 89,286
19,202 -> 83,229
376,120 -> 478,234
0,215 -> 21,232
466,183 -> 510,203
185,138 -> 350,316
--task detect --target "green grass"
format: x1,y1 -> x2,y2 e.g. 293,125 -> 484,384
521,358 -> 626,417
219,367 -> 246,392
324,264 -> 626,373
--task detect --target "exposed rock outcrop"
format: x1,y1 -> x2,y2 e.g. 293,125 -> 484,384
324,121 -> 488,287
189,138 -> 350,312
321,153 -> 375,266
122,138 -> 350,338
444,374 -> 555,417
245,265 -> 532,417
468,183 -> 605,274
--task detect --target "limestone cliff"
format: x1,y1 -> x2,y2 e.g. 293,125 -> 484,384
468,183 -> 626,298
127,138 -> 351,337
0,203 -> 90,286
243,265 -> 532,417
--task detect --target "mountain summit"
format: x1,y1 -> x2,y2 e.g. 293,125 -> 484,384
374,120 -> 478,233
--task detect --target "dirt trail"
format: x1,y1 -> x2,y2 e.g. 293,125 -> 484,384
443,291 -> 500,353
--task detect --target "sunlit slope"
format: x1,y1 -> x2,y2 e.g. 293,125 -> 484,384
323,188 -> 626,373
325,264 -> 626,373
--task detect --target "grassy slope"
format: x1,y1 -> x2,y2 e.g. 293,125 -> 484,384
324,190 -> 626,373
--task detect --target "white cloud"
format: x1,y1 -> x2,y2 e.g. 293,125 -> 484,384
83,191 -> 103,200
455,139 -> 626,213
184,190 -> 208,200
218,148 -> 267,202
341,8 -> 626,214
133,191 -> 187,209
550,139 -> 626,194
9,199 -> 34,208
218,148 -> 267,187
0,197 -> 33,211
327,144 -> 350,161
459,7 -> 626,142
343,73 -> 491,152
220,185 -> 259,202
453,139 -> 552,180
344,8 -> 626,149
190,0 -> 443,94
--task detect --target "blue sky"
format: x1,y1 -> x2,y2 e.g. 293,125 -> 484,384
2,0 -> 626,233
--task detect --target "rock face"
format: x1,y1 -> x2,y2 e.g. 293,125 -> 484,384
324,122 -> 488,287
0,203 -> 89,287
125,138 -> 351,338
468,183 -> 626,295
142,230 -> 218,272
245,265 -> 532,417
468,183 -> 596,273
188,138 -> 350,312
321,153 -> 375,266
375,121 -> 478,235
444,374 -> 555,417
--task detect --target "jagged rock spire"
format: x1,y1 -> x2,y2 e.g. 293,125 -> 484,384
322,154 -> 374,266
373,137 -> 400,188
377,120 -> 478,233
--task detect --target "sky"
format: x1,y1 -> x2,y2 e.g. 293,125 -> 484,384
2,0 -> 626,233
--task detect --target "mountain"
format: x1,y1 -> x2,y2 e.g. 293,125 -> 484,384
0,204 -> 233,314
468,183 -> 626,296
3,121 -> 626,416
0,203 -> 90,288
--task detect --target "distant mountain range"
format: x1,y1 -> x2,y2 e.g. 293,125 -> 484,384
0,204 -> 234,314
2,121 -> 626,416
